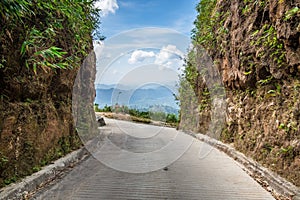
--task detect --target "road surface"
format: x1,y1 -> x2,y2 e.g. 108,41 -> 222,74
33,118 -> 274,200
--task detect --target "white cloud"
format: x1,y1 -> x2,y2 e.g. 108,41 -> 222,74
119,1 -> 135,8
95,28 -> 191,86
94,0 -> 119,17
127,45 -> 185,70
97,28 -> 189,65
93,40 -> 104,60
154,45 -> 184,70
128,50 -> 155,64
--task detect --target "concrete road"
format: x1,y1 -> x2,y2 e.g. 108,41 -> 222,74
33,118 -> 274,200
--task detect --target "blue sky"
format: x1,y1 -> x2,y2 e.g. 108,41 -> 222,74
96,0 -> 198,38
93,0 -> 198,86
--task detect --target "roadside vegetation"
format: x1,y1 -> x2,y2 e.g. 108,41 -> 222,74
94,104 -> 179,127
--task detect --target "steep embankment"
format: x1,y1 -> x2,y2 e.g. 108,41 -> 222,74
0,1 -> 98,187
180,0 -> 300,186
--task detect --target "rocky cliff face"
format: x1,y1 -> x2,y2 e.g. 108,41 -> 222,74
0,67 -> 84,187
180,0 -> 300,186
0,1 -> 98,187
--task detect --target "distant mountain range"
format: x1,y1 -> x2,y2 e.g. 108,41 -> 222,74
95,83 -> 177,90
94,84 -> 179,114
